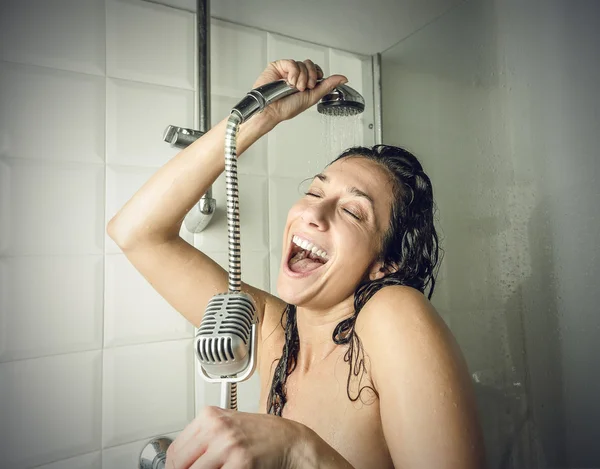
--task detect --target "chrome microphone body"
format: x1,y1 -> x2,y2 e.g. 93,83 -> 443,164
195,292 -> 258,409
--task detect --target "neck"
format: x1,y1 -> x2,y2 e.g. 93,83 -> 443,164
294,296 -> 355,373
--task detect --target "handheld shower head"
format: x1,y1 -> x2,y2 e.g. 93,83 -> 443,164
232,79 -> 365,123
317,84 -> 365,116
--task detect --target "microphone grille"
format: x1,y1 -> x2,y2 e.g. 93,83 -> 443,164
198,294 -> 255,344
195,292 -> 257,377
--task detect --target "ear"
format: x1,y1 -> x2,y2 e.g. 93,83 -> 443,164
368,260 -> 399,281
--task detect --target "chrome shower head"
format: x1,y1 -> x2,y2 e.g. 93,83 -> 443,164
232,80 -> 365,123
317,84 -> 365,116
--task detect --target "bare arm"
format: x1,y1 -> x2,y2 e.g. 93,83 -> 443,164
107,114 -> 277,327
356,286 -> 487,469
107,59 -> 347,332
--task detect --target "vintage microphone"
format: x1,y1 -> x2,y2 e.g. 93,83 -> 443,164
194,113 -> 258,410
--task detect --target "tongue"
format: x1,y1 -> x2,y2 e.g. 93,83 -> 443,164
289,258 -> 323,273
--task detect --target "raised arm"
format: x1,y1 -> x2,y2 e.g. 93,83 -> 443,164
107,112 -> 276,327
107,59 -> 347,331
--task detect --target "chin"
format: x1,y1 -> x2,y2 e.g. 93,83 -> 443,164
275,272 -> 306,306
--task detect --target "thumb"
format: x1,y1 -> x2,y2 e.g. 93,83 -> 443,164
310,74 -> 348,100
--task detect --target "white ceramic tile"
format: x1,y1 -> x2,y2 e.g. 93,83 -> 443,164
148,0 -> 195,10
194,360 -> 212,411
0,256 -> 103,362
0,159 -> 104,256
268,112 -> 326,178
106,78 -> 194,167
208,250 -> 270,292
211,94 -> 268,175
104,254 -> 194,347
237,369 -> 262,413
328,49 -> 365,95
102,431 -> 180,468
211,19 -> 267,97
0,62 -> 105,164
102,340 -> 195,447
0,159 -> 9,253
0,0 -> 105,75
179,219 -> 195,245
267,33 -> 329,77
268,177 -> 304,256
0,351 -> 102,469
195,360 -> 261,413
33,451 -> 102,469
106,0 -> 194,88
192,174 -> 269,252
270,250 -> 281,295
105,165 -> 159,253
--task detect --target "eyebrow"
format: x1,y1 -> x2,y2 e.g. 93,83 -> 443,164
314,173 -> 375,207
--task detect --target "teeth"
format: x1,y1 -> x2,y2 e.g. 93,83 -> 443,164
292,235 -> 328,260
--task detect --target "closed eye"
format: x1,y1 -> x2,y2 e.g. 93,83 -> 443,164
344,208 -> 361,220
305,191 -> 362,220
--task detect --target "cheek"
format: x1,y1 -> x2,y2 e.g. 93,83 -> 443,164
286,201 -> 305,222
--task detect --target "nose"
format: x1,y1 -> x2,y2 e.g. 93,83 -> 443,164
300,200 -> 331,230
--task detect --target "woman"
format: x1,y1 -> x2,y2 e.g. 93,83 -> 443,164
108,59 -> 486,469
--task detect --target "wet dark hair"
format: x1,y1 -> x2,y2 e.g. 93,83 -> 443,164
267,145 -> 441,416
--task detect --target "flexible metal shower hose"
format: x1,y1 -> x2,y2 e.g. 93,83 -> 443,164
223,112 -> 243,410
225,113 -> 243,293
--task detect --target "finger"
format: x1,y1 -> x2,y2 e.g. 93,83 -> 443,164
168,406 -> 219,459
169,419 -> 202,454
314,63 -> 324,80
188,443 -> 226,469
273,59 -> 301,87
303,59 -> 319,89
295,60 -> 309,91
308,74 -> 348,103
167,438 -> 208,469
167,425 -> 212,469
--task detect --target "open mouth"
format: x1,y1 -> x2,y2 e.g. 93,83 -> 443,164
287,235 -> 330,274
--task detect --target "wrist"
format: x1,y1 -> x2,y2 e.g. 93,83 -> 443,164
289,423 -> 354,469
241,111 -> 278,135
232,112 -> 277,157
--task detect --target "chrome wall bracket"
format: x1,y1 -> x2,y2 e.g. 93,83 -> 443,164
163,124 -> 217,233
139,436 -> 173,469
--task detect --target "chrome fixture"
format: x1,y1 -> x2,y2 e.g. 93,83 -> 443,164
232,80 -> 365,123
163,0 -> 214,233
163,125 -> 205,149
139,436 -> 172,469
317,84 -> 365,116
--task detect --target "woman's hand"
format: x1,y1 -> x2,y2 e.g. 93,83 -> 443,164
165,406 -> 305,469
252,59 -> 348,126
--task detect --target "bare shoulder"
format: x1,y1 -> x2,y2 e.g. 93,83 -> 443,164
355,284 -> 467,393
355,285 -> 450,354
355,285 -> 486,468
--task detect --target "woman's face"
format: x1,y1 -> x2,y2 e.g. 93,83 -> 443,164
277,156 -> 395,309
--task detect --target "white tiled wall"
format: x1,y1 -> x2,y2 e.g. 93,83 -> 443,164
0,0 -> 374,467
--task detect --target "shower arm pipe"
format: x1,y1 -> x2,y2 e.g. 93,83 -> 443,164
162,0 -> 215,232
194,0 -> 214,223
197,0 -> 210,137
